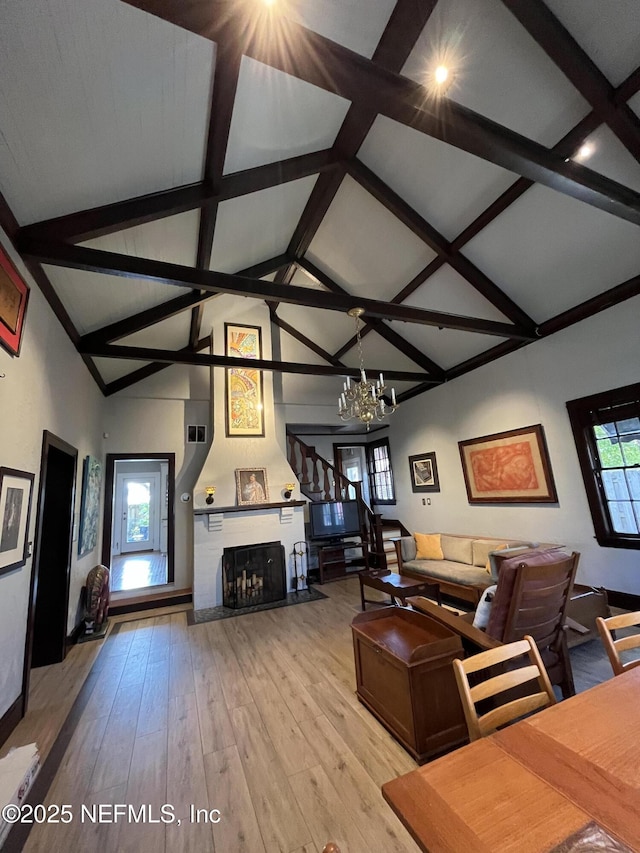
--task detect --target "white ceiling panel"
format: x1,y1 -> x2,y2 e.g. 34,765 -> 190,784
544,0 -> 640,87
285,0 -> 396,59
277,304 -> 355,355
279,336 -> 346,406
210,176 -> 317,273
463,183 -> 640,321
631,92 -> 640,121
342,330 -> 425,372
224,57 -> 350,174
43,265 -> 190,336
306,176 -> 436,301
82,211 -> 200,266
358,115 -> 517,240
406,264 -> 511,322
574,126 -> 640,194
118,313 -> 191,351
389,322 -> 504,371
402,0 -> 589,146
290,267 -> 330,291
92,357 -> 151,384
0,0 -> 214,225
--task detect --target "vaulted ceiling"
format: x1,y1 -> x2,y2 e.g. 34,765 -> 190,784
1,0 -> 639,412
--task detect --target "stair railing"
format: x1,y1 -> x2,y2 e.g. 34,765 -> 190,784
286,430 -> 386,569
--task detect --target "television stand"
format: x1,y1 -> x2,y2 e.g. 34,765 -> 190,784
316,538 -> 370,584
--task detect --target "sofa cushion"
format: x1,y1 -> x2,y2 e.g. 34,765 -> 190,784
402,559 -> 490,587
440,534 -> 474,565
399,536 -> 417,562
414,532 -> 443,560
472,539 -> 506,568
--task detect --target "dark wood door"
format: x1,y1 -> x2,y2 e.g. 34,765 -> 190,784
29,433 -> 77,669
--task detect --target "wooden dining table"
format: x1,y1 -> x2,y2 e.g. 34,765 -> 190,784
382,665 -> 640,852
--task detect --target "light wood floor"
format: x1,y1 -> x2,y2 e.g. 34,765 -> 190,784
6,581 -> 420,853
110,551 -> 168,592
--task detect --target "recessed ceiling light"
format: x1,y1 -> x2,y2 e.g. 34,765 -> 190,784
574,143 -> 594,162
434,65 -> 449,85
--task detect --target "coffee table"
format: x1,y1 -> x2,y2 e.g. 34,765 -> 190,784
359,569 -> 441,611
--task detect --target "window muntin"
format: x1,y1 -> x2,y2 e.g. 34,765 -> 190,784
366,438 -> 396,504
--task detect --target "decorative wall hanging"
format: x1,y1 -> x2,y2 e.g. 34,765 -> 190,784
235,468 -> 269,505
0,467 -> 34,575
0,243 -> 30,357
225,323 -> 264,437
78,455 -> 103,557
458,424 -> 557,504
408,452 -> 440,493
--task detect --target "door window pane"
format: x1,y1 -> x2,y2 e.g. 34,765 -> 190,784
126,481 -> 151,544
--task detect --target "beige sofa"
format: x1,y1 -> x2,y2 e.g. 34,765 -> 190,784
393,532 -> 546,604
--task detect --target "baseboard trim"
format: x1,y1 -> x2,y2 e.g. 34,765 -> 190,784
109,592 -> 192,615
0,694 -> 23,748
66,620 -> 85,649
606,589 -> 640,611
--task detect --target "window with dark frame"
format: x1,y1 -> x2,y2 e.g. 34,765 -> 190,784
366,437 -> 396,504
567,382 -> 640,550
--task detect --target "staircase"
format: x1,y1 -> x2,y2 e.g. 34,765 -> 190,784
286,432 -> 412,573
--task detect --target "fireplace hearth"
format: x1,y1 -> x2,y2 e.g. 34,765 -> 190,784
222,541 -> 286,609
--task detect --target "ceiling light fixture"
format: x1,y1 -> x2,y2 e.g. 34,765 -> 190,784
574,143 -> 594,161
338,307 -> 398,431
434,65 -> 449,85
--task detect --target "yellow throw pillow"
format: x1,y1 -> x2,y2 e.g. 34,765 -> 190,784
485,544 -> 508,573
415,532 -> 444,561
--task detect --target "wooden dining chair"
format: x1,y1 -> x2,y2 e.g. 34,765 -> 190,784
596,611 -> 640,676
453,635 -> 557,741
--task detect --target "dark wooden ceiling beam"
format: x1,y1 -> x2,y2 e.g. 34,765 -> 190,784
346,158 -> 536,330
77,254 -> 290,347
123,0 -> 640,226
18,150 -> 340,244
102,335 -> 212,396
615,66 -> 640,105
82,342 -> 442,384
21,239 -> 533,338
502,0 -> 640,162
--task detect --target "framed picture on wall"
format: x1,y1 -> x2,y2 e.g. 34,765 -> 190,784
0,243 -> 30,357
78,456 -> 103,557
235,468 -> 269,505
408,452 -> 440,493
0,467 -> 35,576
225,323 -> 265,437
458,423 -> 557,504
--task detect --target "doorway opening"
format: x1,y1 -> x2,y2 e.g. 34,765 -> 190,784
23,431 -> 77,712
102,454 -> 175,593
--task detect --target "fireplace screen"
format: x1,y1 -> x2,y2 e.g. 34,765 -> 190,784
222,541 -> 286,609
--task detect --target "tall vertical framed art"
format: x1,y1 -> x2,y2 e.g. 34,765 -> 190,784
225,323 -> 265,437
0,243 -> 30,357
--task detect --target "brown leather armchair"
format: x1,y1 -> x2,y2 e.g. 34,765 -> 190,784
410,549 -> 580,699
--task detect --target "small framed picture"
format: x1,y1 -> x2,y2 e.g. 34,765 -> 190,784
0,243 -> 30,357
235,468 -> 269,505
0,467 -> 35,575
408,452 -> 440,493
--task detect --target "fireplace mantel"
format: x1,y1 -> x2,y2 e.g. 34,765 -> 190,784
194,500 -> 306,516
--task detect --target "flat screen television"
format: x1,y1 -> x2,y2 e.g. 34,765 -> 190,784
308,500 -> 361,541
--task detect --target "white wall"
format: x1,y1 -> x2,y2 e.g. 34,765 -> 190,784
0,232 -> 105,718
388,297 -> 640,593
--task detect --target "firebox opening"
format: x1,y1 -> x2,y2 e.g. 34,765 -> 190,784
222,541 -> 286,609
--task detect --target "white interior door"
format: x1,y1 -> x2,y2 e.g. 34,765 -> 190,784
117,474 -> 160,554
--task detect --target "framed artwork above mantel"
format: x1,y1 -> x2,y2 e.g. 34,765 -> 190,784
225,323 -> 265,437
